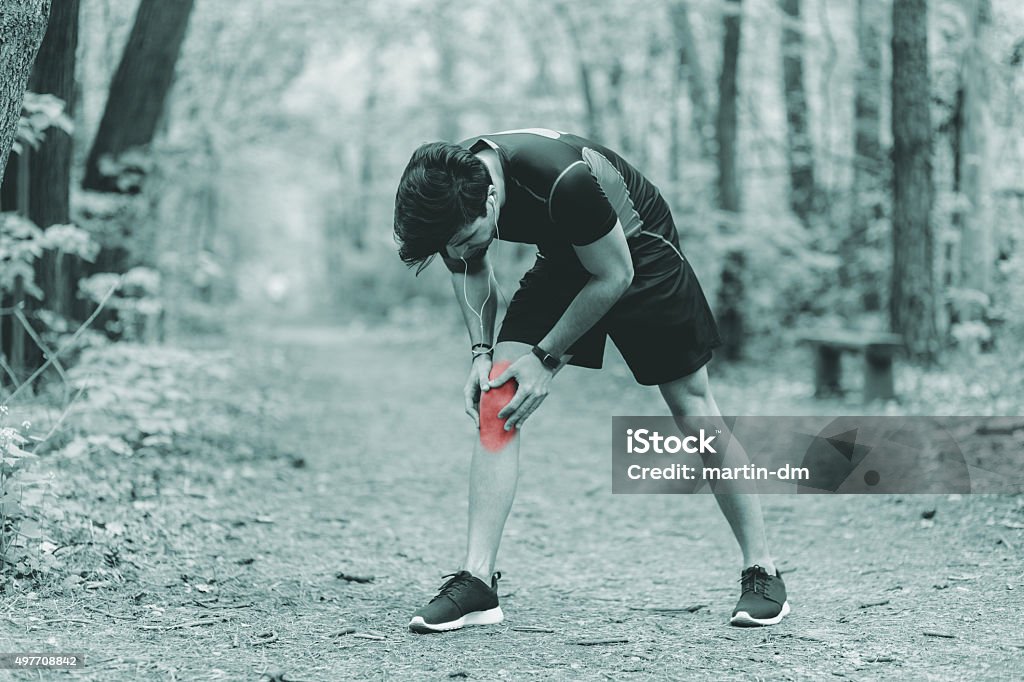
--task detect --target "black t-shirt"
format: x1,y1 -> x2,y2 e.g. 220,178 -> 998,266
454,129 -> 674,266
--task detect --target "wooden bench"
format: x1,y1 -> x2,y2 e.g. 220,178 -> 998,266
798,330 -> 904,402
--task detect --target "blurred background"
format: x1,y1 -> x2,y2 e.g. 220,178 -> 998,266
2,0 -> 1022,372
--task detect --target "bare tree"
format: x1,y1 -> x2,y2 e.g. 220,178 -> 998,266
957,0 -> 993,303
668,0 -> 714,174
0,0 -> 50,379
780,0 -> 816,225
551,2 -> 600,138
82,0 -> 195,191
841,0 -> 885,310
29,0 -> 79,317
0,0 -> 51,178
716,0 -> 745,360
891,0 -> 937,360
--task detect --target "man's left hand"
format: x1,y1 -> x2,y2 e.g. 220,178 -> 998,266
489,352 -> 556,430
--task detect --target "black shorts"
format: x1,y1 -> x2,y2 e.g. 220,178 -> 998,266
497,232 -> 723,386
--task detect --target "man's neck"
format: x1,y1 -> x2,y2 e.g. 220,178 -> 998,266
475,148 -> 506,207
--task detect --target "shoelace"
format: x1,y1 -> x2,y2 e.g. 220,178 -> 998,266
429,572 -> 475,604
429,571 -> 501,603
740,566 -> 770,596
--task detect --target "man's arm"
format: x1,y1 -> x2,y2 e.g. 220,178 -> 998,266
444,252 -> 498,348
489,221 -> 633,430
538,219 -> 634,357
444,252 -> 499,426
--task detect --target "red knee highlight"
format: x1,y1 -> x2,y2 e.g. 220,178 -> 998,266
480,360 -> 517,452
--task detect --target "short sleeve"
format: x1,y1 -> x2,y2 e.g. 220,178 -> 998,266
548,163 -> 618,246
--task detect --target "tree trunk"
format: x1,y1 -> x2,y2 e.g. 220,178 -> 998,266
841,0 -> 885,310
780,0 -> 816,225
326,145 -> 347,308
433,5 -> 460,144
716,1 -> 742,215
669,0 -> 714,171
356,74 -> 378,250
552,3 -> 600,138
957,0 -> 993,304
0,0 -> 49,383
82,0 -> 195,192
606,57 -> 634,157
29,0 -> 79,318
0,0 -> 50,179
716,0 -> 745,360
0,151 -> 31,382
891,0 -> 937,361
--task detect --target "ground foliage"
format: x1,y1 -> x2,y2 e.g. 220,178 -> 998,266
0,320 -> 1020,680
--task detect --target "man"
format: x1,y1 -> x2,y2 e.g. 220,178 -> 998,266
392,128 -> 788,633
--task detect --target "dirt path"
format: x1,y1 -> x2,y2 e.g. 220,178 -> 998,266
2,322 -> 1022,680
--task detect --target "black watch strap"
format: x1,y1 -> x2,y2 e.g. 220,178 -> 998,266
531,345 -> 560,370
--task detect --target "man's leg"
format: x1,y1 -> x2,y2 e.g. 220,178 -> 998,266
408,341 -> 533,633
657,365 -> 774,571
462,341 -> 533,580
658,364 -> 789,626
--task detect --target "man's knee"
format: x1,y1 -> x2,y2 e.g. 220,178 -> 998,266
480,360 -> 518,452
659,366 -> 713,415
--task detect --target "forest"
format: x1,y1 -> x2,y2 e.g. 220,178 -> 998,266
3,0 -> 1023,365
0,1 -> 1022,679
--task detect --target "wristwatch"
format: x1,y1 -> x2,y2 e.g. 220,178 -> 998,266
531,345 -> 560,370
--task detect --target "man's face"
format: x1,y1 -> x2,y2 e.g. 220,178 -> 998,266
444,193 -> 497,261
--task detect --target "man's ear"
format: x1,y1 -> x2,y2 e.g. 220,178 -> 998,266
487,186 -> 500,224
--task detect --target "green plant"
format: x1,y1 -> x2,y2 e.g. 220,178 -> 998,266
11,92 -> 72,156
79,267 -> 163,342
0,406 -> 53,583
0,214 -> 99,299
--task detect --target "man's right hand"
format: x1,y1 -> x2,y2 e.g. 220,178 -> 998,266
464,354 -> 492,427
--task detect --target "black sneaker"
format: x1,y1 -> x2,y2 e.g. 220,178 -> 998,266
408,571 -> 504,634
730,565 -> 790,626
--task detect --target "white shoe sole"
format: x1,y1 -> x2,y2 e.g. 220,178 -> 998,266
730,600 -> 790,627
409,606 -> 504,634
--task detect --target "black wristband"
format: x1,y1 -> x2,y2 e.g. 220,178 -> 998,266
531,345 -> 560,370
471,343 -> 493,357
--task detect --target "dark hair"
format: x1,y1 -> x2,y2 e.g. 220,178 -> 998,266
393,142 -> 491,273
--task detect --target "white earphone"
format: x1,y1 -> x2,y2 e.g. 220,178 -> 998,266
462,188 -> 500,347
